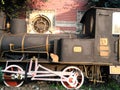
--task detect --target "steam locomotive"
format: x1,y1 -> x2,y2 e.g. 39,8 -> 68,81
0,7 -> 120,89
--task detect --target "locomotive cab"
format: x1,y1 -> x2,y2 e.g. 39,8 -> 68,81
60,7 -> 120,78
80,7 -> 120,74
78,7 -> 119,62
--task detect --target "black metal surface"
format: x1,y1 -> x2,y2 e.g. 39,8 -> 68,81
60,38 -> 94,62
94,8 -> 120,62
0,12 -> 6,30
80,7 -> 120,64
0,33 -> 77,59
10,19 -> 27,34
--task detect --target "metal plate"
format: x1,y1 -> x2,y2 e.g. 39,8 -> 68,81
110,66 -> 120,74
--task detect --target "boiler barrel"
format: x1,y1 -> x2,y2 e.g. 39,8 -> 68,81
0,34 -> 53,52
0,33 -> 76,53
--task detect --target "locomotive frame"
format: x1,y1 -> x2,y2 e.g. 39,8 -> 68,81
1,7 -> 120,89
1,56 -> 84,89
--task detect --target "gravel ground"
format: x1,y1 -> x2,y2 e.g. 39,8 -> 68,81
0,81 -> 39,90
0,81 -> 66,90
0,78 -> 120,90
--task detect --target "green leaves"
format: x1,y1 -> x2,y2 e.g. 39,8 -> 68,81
1,0 -> 4,5
0,67 -> 3,82
0,0 -> 28,18
87,0 -> 120,8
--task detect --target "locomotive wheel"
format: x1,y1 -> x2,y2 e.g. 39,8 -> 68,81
61,66 -> 84,89
3,65 -> 24,87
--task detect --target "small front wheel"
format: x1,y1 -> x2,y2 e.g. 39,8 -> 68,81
3,65 -> 24,87
61,66 -> 84,89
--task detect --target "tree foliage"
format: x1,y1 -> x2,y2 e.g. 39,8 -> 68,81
0,0 -> 28,18
87,0 -> 120,8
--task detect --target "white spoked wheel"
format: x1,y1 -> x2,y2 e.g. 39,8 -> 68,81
61,66 -> 84,89
3,65 -> 24,87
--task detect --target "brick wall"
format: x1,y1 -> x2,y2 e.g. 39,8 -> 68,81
31,0 -> 87,32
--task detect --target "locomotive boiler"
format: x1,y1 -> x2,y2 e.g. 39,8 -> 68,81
0,33 -> 76,60
1,7 -> 120,89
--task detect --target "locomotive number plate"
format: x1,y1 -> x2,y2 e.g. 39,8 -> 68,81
73,46 -> 82,53
100,38 -> 108,45
110,66 -> 120,74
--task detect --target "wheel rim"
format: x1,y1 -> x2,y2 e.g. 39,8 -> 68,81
3,65 -> 24,87
61,66 -> 84,89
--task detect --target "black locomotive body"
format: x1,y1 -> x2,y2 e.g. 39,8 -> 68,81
1,7 -> 120,88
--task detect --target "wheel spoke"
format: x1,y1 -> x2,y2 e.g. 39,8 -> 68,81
61,66 -> 84,89
3,65 -> 24,87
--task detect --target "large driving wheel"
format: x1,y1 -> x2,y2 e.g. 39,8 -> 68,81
61,66 -> 84,89
3,65 -> 24,87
